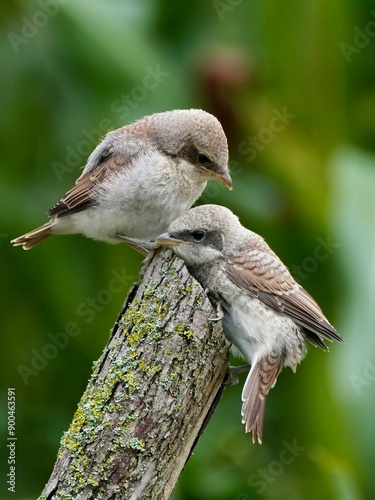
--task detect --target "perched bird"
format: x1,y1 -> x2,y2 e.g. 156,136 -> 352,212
156,204 -> 342,444
12,109 -> 232,251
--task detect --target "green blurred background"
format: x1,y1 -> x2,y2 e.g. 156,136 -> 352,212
1,0 -> 374,498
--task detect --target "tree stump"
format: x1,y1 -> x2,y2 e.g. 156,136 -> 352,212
40,249 -> 229,499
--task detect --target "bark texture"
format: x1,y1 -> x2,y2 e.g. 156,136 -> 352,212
40,249 -> 229,499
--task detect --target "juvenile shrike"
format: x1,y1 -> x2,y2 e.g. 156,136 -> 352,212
156,204 -> 342,444
12,110 -> 232,251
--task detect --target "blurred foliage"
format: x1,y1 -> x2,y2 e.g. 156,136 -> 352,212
0,0 -> 373,498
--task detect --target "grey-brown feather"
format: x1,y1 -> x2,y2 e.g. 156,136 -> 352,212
242,351 -> 283,444
12,109 -> 230,249
157,204 -> 343,444
48,155 -> 132,217
225,253 -> 341,349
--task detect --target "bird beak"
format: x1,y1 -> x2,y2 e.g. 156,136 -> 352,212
210,170 -> 233,190
156,233 -> 188,248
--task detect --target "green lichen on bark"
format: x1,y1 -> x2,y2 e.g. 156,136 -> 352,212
40,249 -> 228,500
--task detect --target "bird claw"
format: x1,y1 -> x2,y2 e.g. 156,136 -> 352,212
208,300 -> 224,322
139,249 -> 159,280
224,364 -> 251,387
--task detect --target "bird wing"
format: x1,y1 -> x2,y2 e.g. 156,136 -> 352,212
224,250 -> 342,348
48,151 -> 133,217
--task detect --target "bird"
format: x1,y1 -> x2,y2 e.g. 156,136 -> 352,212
156,204 -> 343,444
11,109 -> 232,251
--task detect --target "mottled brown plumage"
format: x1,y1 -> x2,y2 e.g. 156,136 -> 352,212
48,161 -> 113,217
225,251 -> 341,350
156,204 -> 343,444
12,109 -> 232,250
241,350 -> 283,442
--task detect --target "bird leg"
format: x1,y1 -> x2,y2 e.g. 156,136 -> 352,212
115,234 -> 158,256
225,364 -> 251,387
206,299 -> 249,386
115,234 -> 160,279
208,298 -> 224,322
138,248 -> 160,279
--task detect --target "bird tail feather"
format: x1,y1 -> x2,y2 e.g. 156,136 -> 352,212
11,221 -> 53,250
241,351 -> 283,444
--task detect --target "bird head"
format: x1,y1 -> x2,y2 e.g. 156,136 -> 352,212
156,204 -> 243,266
147,109 -> 232,189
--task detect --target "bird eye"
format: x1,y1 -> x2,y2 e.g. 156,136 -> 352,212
191,230 -> 206,242
197,153 -> 210,165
